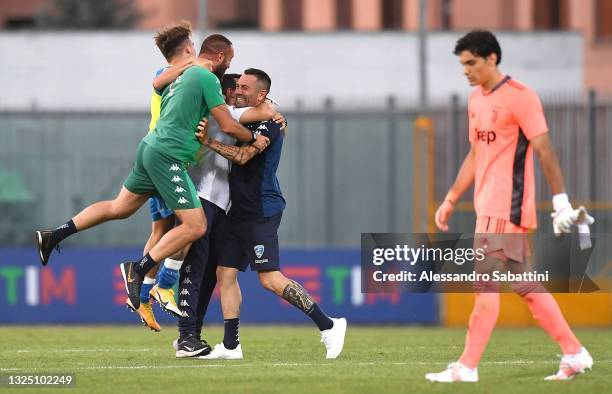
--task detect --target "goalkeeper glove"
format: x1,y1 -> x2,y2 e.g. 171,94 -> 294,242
551,194 -> 596,249
551,193 -> 574,234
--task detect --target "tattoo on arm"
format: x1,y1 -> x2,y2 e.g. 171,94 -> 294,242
282,280 -> 315,313
208,140 -> 259,164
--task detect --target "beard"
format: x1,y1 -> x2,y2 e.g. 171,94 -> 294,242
213,65 -> 229,79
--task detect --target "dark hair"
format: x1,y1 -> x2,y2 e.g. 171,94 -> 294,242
243,68 -> 271,92
221,73 -> 241,94
454,30 -> 502,65
154,21 -> 192,61
199,34 -> 232,55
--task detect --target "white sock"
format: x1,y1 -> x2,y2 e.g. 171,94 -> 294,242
143,276 -> 156,285
164,258 -> 183,270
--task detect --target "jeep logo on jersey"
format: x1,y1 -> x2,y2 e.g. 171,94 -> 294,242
254,245 -> 265,259
169,164 -> 181,172
175,186 -> 185,193
476,129 -> 497,144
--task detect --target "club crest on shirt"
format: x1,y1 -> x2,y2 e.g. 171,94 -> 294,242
254,244 -> 265,259
490,106 -> 499,123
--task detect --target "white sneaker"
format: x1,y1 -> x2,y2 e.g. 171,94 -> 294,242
172,338 -> 178,351
198,343 -> 243,360
545,347 -> 593,380
320,317 -> 347,359
425,362 -> 479,383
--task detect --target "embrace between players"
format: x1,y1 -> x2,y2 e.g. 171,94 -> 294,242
34,21 -> 347,360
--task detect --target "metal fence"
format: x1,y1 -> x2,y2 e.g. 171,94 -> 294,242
0,107 -> 416,248
0,93 -> 610,252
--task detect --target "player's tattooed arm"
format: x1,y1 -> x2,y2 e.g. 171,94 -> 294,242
195,118 -> 269,165
282,280 -> 315,313
207,140 -> 263,165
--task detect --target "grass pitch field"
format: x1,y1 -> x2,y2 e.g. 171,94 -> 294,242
0,325 -> 610,393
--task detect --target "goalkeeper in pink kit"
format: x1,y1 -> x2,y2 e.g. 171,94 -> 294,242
426,30 -> 594,382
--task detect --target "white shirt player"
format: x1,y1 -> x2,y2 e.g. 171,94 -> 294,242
188,106 -> 250,211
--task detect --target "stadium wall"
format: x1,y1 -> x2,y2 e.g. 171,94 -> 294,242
0,247 -> 438,325
0,31 -> 582,110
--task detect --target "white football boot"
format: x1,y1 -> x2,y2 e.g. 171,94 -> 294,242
425,362 -> 479,382
320,317 -> 347,359
545,347 -> 593,380
198,343 -> 243,360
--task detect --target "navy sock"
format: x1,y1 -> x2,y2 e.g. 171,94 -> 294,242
134,253 -> 157,276
223,318 -> 240,350
196,273 -> 217,335
307,303 -> 334,331
50,220 -> 77,248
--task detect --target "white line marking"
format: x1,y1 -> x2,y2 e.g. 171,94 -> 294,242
0,360 -> 610,372
12,348 -> 152,354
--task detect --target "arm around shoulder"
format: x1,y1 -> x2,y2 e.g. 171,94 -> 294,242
210,105 -> 254,142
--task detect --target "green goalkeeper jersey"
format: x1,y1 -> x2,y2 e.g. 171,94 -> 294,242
143,65 -> 225,164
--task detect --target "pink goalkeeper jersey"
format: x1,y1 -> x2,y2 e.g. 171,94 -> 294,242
468,76 -> 548,229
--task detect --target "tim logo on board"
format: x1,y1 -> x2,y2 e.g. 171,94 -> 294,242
0,265 -> 75,306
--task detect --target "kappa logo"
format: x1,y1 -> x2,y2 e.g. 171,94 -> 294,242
179,300 -> 190,307
182,278 -> 192,285
171,175 -> 182,183
169,163 -> 181,172
180,289 -> 190,296
177,197 -> 188,204
175,186 -> 186,193
257,124 -> 268,132
254,244 -> 265,259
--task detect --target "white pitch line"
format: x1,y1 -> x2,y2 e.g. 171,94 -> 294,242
1,359 -> 610,372
11,349 -> 152,354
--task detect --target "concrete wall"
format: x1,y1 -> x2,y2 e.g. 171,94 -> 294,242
0,31 -> 582,110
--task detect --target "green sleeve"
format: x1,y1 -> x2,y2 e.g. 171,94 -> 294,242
201,71 -> 226,110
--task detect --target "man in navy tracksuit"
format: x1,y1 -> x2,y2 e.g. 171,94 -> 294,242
195,68 -> 347,360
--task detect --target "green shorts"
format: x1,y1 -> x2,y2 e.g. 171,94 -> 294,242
124,141 -> 201,210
